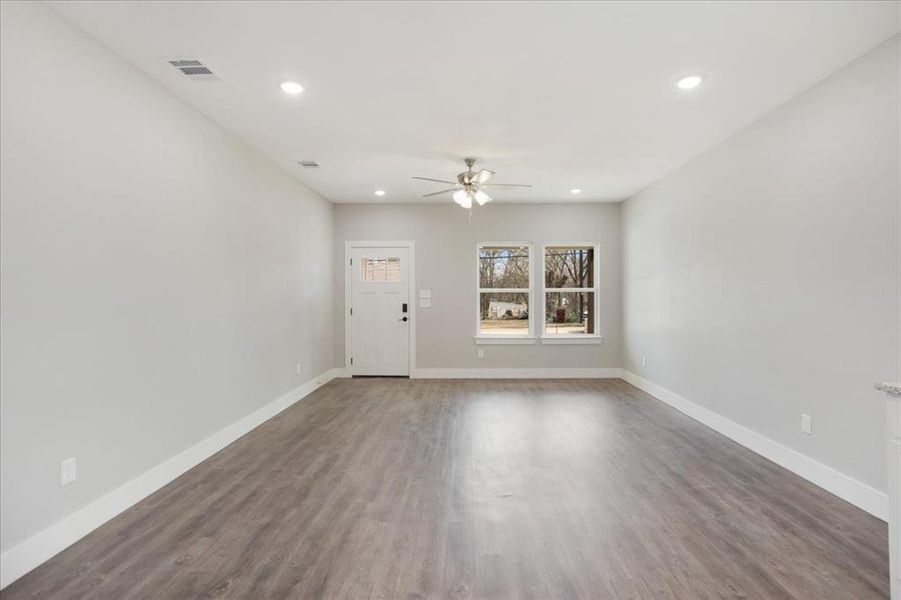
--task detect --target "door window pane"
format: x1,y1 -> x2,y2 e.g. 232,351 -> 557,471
479,292 -> 529,336
479,246 -> 529,289
545,291 -> 595,335
362,257 -> 400,282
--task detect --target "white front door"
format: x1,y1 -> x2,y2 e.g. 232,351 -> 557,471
350,246 -> 410,376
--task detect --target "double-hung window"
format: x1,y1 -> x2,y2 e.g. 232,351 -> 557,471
542,244 -> 599,339
477,243 -> 533,340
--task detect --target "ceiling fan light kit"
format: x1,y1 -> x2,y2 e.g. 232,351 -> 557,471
413,157 -> 531,210
453,189 -> 472,209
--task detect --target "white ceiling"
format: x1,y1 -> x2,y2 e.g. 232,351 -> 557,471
49,1 -> 899,204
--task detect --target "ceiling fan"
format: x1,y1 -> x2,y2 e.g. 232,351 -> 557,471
412,158 -> 531,209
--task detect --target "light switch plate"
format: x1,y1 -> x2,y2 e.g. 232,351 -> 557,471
419,289 -> 431,299
419,299 -> 432,308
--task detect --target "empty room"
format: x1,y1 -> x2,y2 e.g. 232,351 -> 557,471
1,1 -> 899,598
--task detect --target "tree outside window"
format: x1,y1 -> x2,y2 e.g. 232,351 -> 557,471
478,245 -> 531,336
543,246 -> 597,335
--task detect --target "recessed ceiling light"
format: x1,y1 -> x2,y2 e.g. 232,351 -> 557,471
374,190 -> 386,197
675,75 -> 703,90
570,188 -> 582,195
280,81 -> 304,95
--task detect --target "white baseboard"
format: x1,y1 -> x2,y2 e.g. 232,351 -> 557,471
412,367 -> 623,379
620,370 -> 888,521
0,367 -> 341,590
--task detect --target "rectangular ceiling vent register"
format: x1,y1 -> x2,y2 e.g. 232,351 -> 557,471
298,161 -> 321,168
167,59 -> 221,81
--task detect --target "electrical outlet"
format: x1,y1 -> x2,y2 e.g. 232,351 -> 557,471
477,348 -> 485,359
296,362 -> 302,376
60,457 -> 77,486
641,356 -> 647,369
801,414 -> 812,435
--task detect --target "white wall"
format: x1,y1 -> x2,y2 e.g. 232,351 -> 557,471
622,35 -> 900,494
334,202 -> 622,371
0,1 -> 334,555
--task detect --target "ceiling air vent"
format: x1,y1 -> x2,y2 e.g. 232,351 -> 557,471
167,59 -> 221,81
298,161 -> 320,168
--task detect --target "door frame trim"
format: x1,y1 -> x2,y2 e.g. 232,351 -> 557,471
344,240 -> 416,377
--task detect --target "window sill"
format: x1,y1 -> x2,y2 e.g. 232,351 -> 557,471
540,335 -> 604,345
474,336 -> 538,345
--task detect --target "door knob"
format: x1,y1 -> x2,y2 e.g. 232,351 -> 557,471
399,316 -> 408,322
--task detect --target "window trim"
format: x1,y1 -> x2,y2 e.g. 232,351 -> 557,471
540,243 -> 602,343
475,242 -> 534,342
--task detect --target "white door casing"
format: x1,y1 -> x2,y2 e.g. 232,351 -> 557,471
346,243 -> 414,376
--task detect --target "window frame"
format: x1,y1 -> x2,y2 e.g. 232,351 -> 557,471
474,242 -> 536,344
540,243 -> 602,344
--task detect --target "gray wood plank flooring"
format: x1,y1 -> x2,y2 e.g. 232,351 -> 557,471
1,378 -> 889,599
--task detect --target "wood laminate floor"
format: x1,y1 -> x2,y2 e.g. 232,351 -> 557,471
1,378 -> 889,599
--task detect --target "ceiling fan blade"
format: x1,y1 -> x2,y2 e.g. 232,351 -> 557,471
474,169 -> 495,185
421,188 -> 457,198
412,176 -> 457,184
484,183 -> 532,188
